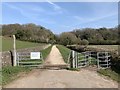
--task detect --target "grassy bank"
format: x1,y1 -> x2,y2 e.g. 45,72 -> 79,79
2,37 -> 46,51
1,66 -> 31,85
57,45 -> 96,65
40,45 -> 52,60
97,69 -> 120,83
57,45 -> 71,63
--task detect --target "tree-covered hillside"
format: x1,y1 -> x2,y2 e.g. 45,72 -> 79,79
2,23 -> 118,45
71,27 -> 118,45
57,27 -> 118,45
2,23 -> 55,43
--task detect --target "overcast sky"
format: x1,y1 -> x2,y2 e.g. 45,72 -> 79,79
2,2 -> 118,34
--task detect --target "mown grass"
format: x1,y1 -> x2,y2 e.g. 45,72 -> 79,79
56,45 -> 71,63
40,45 -> 52,60
97,69 -> 120,82
2,37 -> 46,51
1,66 -> 31,85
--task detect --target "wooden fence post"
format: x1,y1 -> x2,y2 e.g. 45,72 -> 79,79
97,52 -> 100,69
13,35 -> 17,66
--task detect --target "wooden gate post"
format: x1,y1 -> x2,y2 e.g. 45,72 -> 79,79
97,52 -> 100,69
13,35 -> 17,66
106,52 -> 109,68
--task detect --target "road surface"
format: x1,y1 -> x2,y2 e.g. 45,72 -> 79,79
44,45 -> 66,65
5,45 -> 118,88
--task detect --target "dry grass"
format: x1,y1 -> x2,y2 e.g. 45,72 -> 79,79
87,45 -> 118,52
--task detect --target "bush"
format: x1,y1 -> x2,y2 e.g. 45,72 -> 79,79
81,39 -> 89,45
59,32 -> 78,46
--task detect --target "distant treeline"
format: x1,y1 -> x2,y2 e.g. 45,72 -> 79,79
2,23 -> 55,43
1,23 -> 119,45
72,27 -> 118,45
57,27 -> 119,45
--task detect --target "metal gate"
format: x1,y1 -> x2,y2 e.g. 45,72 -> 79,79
68,50 -> 111,69
97,52 -> 111,69
17,52 -> 43,67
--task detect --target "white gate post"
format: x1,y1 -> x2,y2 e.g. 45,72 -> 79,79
72,50 -> 75,68
13,35 -> 17,66
75,52 -> 78,68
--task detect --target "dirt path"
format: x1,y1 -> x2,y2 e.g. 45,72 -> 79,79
44,45 -> 66,65
5,45 -> 118,88
5,69 -> 118,88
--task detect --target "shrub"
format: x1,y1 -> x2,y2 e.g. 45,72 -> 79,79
81,39 -> 89,45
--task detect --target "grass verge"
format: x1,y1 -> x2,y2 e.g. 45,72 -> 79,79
1,66 -> 31,85
2,36 -> 46,51
40,45 -> 52,60
19,45 -> 53,66
56,45 -> 71,63
77,53 -> 97,65
97,68 -> 120,82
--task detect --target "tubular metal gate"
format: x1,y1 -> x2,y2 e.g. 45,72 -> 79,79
17,52 -> 43,67
68,50 -> 111,69
97,52 -> 111,69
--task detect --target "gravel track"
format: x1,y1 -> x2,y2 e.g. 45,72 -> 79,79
5,45 -> 118,88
